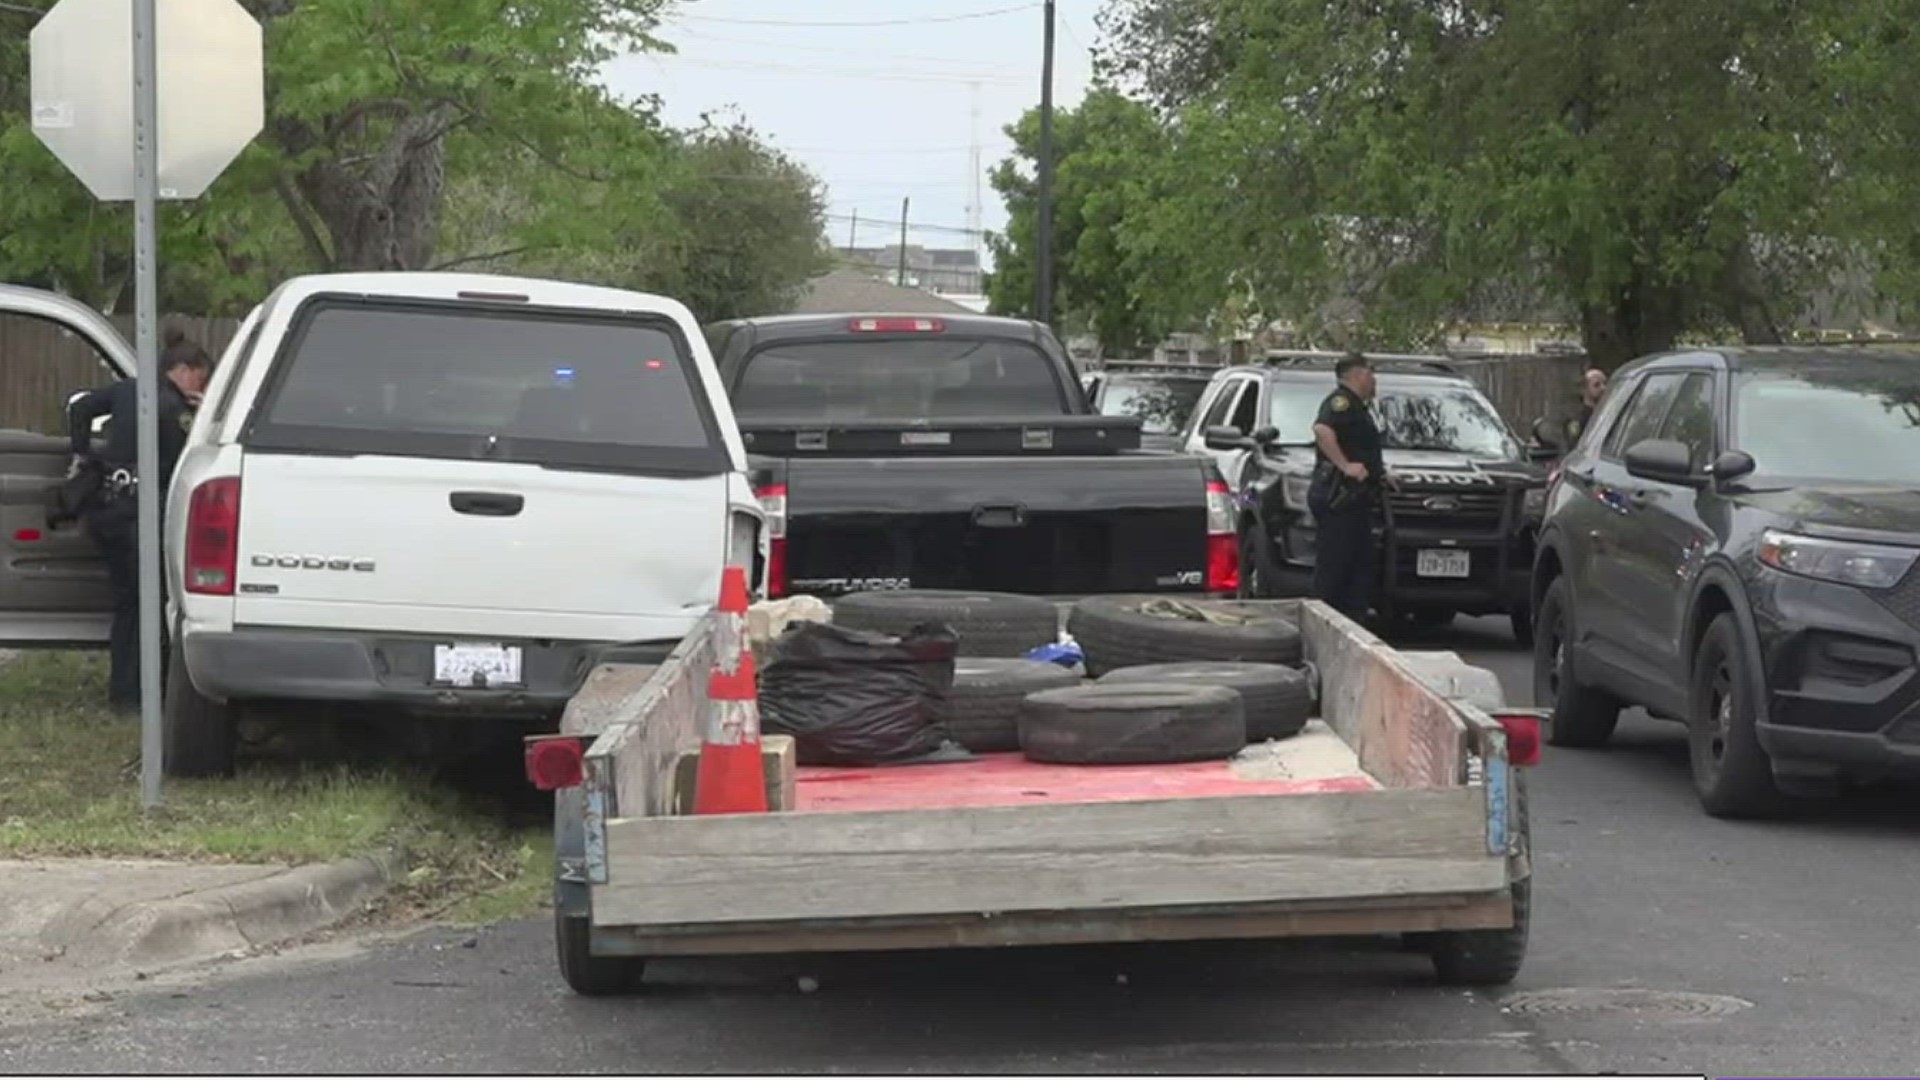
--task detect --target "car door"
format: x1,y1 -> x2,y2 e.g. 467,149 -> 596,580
1578,369 -> 1688,692
1189,373 -> 1260,490
0,286 -> 135,645
1613,370 -> 1721,697
1183,373 -> 1249,473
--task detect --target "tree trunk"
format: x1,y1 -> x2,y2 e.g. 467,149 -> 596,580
1578,277 -> 1688,371
294,107 -> 454,272
1719,236 -> 1784,345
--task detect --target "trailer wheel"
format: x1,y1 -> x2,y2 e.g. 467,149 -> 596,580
1019,683 -> 1246,765
832,590 -> 1060,658
1428,773 -> 1530,987
163,646 -> 236,778
1096,661 -> 1310,742
1067,596 -> 1303,677
556,907 -> 648,996
938,659 -> 1085,752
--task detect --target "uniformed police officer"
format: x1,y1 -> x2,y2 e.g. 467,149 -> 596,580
1562,367 -> 1608,446
66,327 -> 212,710
1308,353 -> 1390,620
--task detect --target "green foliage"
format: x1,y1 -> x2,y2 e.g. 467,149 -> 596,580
0,0 -> 828,320
986,88 -> 1197,356
1090,0 -> 1901,367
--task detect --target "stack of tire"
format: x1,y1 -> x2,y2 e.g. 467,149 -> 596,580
830,590 -> 1315,766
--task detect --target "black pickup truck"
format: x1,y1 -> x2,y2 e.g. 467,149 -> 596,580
703,313 -> 1237,598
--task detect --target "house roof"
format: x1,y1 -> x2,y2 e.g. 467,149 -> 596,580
786,269 -> 976,315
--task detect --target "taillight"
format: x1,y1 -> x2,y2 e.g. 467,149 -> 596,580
1205,479 -> 1239,594
1494,710 -> 1543,767
184,477 -> 241,596
756,482 -> 789,599
524,734 -> 588,791
848,317 -> 944,333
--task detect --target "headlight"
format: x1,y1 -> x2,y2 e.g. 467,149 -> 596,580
1282,474 -> 1314,507
1757,529 -> 1920,590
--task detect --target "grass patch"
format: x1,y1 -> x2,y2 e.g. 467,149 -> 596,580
0,651 -> 547,918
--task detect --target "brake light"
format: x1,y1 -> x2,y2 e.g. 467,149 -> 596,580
1494,711 -> 1543,767
456,290 -> 530,303
849,317 -> 944,333
524,734 -> 588,791
1205,478 -> 1240,594
756,482 -> 789,599
184,477 -> 241,596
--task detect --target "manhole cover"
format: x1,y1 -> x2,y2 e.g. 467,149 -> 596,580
1503,987 -> 1752,1020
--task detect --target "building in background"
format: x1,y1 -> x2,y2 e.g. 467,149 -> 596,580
844,245 -> 985,297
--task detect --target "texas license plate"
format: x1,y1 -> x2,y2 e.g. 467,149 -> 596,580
1416,549 -> 1471,578
432,642 -> 524,687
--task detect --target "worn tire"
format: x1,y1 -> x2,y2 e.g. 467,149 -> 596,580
1097,661 -> 1311,742
1067,596 -> 1304,677
162,646 -> 236,779
1429,772 -> 1531,986
1688,614 -> 1787,819
1532,577 -> 1620,748
555,905 -> 648,996
1018,683 -> 1246,765
832,589 -> 1059,658
936,659 -> 1085,752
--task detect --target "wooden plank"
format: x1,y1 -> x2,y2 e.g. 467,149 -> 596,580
1296,600 -> 1472,788
593,785 -> 1504,927
558,664 -> 660,738
594,891 -> 1516,956
583,612 -> 715,819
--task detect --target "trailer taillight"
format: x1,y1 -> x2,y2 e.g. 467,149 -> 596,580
1204,479 -> 1239,594
525,735 -> 589,791
1494,711 -> 1543,767
756,482 -> 789,599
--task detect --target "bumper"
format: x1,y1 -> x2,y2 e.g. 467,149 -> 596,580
183,627 -> 679,717
1751,571 -> 1920,777
1273,522 -> 1532,615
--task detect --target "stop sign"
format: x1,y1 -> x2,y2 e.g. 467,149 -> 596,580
30,0 -> 264,201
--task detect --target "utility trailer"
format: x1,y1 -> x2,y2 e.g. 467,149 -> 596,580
534,598 -> 1539,995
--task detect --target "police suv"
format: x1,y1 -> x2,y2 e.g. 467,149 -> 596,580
1181,353 -> 1551,643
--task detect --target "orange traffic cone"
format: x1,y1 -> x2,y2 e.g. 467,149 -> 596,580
694,566 -> 769,815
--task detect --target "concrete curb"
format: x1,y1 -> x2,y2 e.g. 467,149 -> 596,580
76,848 -> 409,970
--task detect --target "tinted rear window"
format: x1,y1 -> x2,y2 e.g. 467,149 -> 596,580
247,300 -> 729,475
731,337 -> 1067,421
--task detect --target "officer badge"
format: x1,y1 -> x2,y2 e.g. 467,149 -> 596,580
1331,395 -> 1350,412
179,411 -> 195,433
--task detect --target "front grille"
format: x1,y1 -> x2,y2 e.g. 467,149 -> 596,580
1873,565 -> 1920,631
1385,488 -> 1510,529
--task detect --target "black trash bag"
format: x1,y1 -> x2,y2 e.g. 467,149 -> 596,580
758,621 -> 969,766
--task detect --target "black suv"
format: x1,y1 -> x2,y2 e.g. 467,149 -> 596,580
1532,346 -> 1920,817
1081,362 -> 1216,451
1191,356 -> 1551,641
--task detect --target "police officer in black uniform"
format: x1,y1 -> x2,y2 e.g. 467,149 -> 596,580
1562,367 -> 1608,447
1308,353 -> 1390,620
66,327 -> 212,710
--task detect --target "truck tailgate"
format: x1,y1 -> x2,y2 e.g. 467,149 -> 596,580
777,454 -> 1210,595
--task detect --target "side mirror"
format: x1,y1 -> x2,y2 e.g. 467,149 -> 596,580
1529,417 -> 1560,450
1708,449 -> 1756,484
1623,438 -> 1704,487
1203,424 -> 1252,452
1250,425 -> 1280,446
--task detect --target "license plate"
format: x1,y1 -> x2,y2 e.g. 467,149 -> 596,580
432,642 -> 524,687
1416,549 -> 1471,578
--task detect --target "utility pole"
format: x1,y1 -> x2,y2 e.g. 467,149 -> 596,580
897,197 -> 910,287
967,80 -> 984,269
847,210 -> 858,257
1034,0 -> 1056,327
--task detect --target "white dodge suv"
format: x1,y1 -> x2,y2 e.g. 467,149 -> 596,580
160,273 -> 764,776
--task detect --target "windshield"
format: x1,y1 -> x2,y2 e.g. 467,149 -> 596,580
1096,376 -> 1210,435
1266,376 -> 1520,459
731,337 -> 1066,421
1734,358 -> 1920,485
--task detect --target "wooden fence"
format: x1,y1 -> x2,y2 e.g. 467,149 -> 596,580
1450,352 -> 1592,431
0,313 -> 243,436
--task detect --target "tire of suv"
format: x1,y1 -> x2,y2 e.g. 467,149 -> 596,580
1531,576 -> 1620,748
831,590 -> 1059,658
1688,613 -> 1787,818
162,646 -> 237,778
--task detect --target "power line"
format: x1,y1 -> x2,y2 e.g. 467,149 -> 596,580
825,211 -> 988,238
675,3 -> 1040,29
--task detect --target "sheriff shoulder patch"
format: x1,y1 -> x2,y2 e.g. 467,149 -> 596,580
1331,394 -> 1350,412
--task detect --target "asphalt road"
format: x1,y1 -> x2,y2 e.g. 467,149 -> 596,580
4,617 -> 1917,1075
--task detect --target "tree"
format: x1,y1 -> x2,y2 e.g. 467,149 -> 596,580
985,88 -> 1196,357
1097,0 -> 1860,368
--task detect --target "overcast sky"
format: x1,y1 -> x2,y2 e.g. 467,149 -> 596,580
599,1 -> 1104,275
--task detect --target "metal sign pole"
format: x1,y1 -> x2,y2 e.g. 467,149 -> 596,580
132,0 -> 163,810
